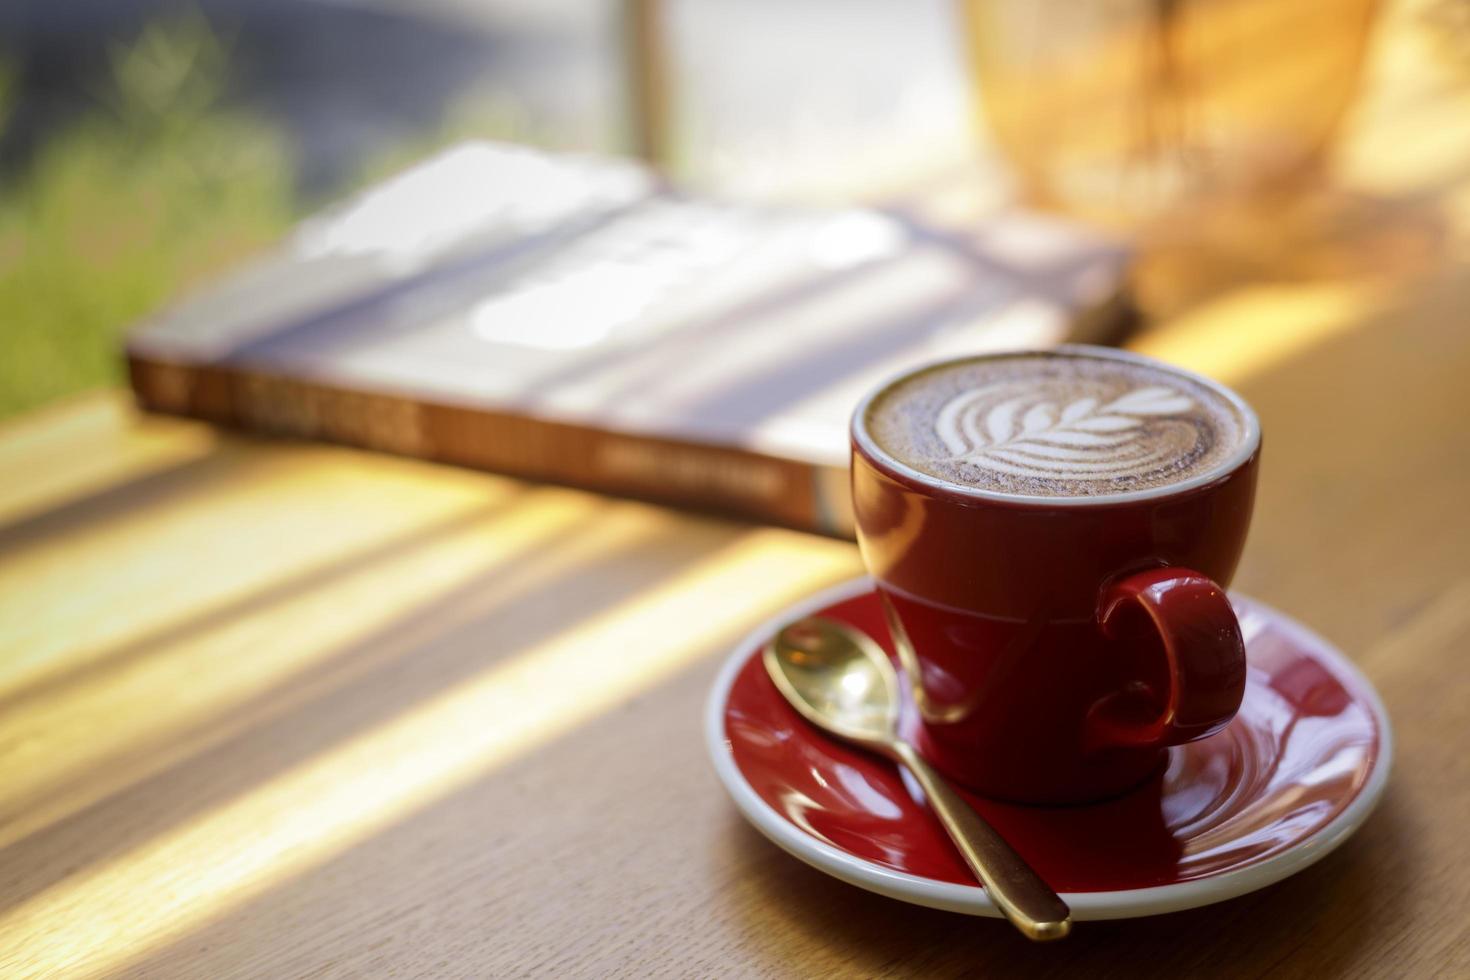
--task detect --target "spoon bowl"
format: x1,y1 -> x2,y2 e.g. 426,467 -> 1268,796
763,615 -> 1072,941
764,617 -> 898,746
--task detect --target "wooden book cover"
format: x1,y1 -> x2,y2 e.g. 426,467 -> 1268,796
127,142 -> 1131,536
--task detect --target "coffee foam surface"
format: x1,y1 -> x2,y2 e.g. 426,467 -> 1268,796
865,352 -> 1248,497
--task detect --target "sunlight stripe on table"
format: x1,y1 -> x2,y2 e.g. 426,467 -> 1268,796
1130,282 -> 1389,384
0,392 -> 217,528
0,490 -> 614,851
0,436 -> 529,693
0,529 -> 858,980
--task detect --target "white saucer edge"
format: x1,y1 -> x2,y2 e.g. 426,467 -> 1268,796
703,575 -> 1394,921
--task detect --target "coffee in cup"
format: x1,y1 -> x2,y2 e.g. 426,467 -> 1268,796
864,350 -> 1250,498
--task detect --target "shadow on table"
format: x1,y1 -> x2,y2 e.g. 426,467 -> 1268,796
0,448 -> 524,719
718,796 -> 1402,978
40,564 -> 860,977
0,443 -> 255,559
0,464 -> 760,919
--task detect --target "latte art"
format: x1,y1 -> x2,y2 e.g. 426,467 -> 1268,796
935,382 -> 1199,483
863,351 -> 1251,497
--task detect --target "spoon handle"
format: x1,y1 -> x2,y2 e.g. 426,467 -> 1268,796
891,740 -> 1072,941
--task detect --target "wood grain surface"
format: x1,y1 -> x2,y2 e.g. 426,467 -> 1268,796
4,2 -> 1470,976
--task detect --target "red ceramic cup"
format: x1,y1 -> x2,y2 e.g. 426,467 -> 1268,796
851,347 -> 1260,805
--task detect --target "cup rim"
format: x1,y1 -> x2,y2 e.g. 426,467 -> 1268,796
850,345 -> 1262,507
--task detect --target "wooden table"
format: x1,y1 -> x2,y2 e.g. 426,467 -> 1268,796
4,3 -> 1470,976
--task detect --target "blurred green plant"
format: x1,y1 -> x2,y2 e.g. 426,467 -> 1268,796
0,12 -> 568,421
0,13 -> 294,419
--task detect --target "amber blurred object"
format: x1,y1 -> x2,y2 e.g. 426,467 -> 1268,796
960,0 -> 1386,311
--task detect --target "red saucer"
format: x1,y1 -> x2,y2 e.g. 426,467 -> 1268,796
707,578 -> 1390,918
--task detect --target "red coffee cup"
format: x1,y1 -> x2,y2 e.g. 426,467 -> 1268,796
851,347 -> 1260,804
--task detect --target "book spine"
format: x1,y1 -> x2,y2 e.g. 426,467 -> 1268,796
127,353 -> 853,538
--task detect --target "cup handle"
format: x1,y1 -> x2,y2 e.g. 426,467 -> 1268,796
1087,567 -> 1247,752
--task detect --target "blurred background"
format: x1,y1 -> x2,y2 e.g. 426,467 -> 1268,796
3,0 -> 1469,419
5,5 -> 1470,972
1,0 -> 979,419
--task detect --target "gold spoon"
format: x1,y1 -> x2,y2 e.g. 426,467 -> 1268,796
764,616 -> 1072,941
